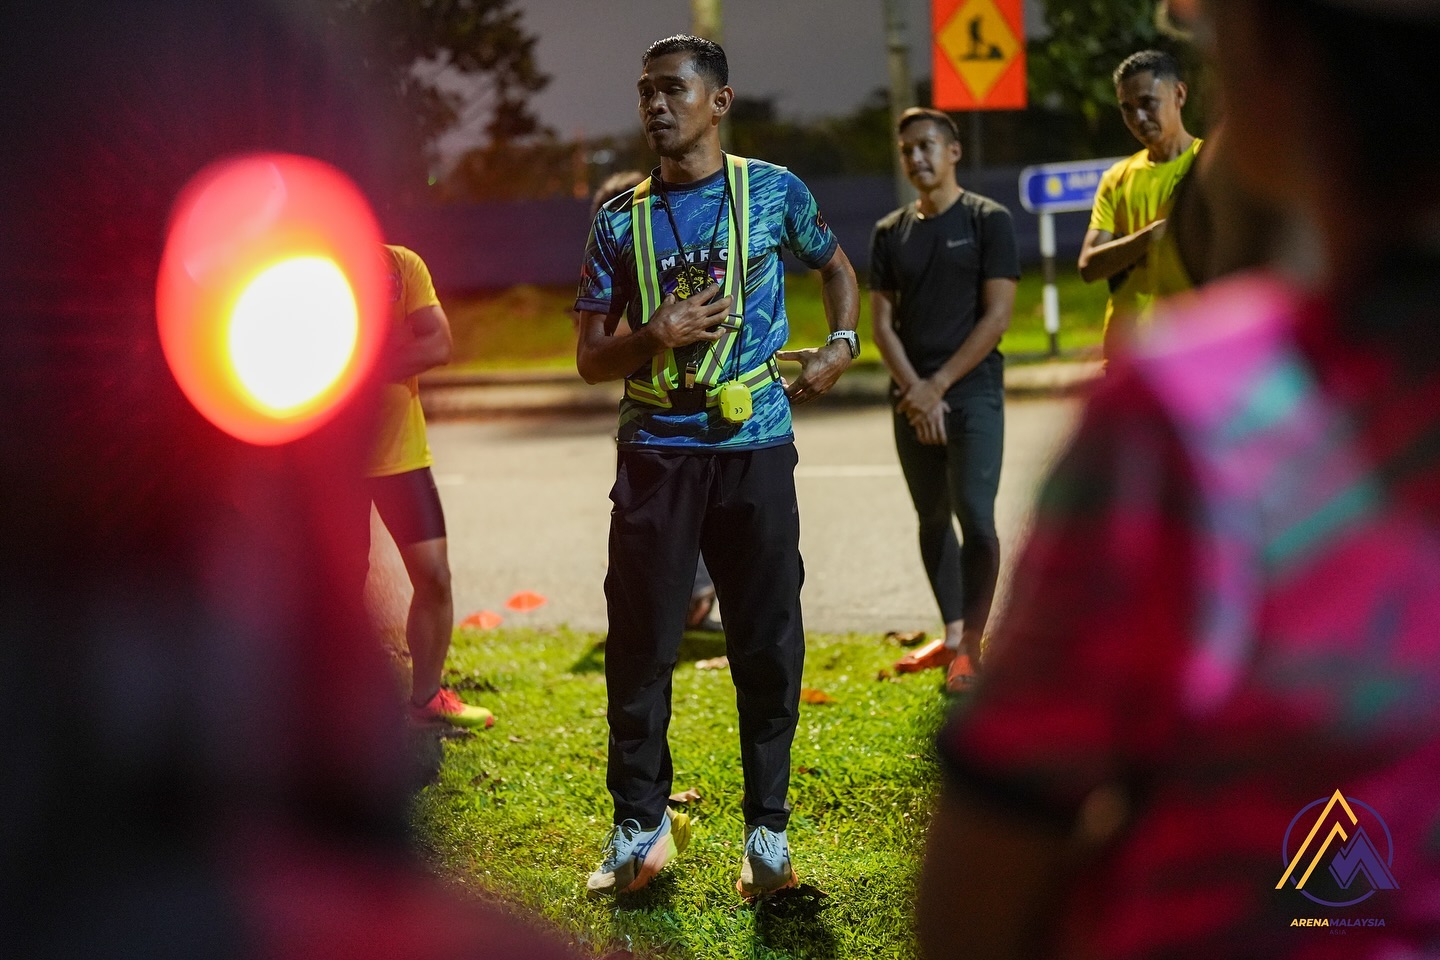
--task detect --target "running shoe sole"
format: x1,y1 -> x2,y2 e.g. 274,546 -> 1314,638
737,864 -> 798,901
408,708 -> 495,729
626,810 -> 692,892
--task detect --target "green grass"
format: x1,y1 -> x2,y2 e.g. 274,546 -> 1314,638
1006,269 -> 1108,359
447,284 -> 587,371
443,268 -> 1107,373
413,626 -> 952,959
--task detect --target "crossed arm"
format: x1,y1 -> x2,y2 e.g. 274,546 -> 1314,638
386,304 -> 453,381
1077,221 -> 1166,285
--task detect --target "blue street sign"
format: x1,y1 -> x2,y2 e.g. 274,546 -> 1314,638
1018,158 -> 1127,215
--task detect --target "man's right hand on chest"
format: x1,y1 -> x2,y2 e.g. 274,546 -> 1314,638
644,284 -> 732,351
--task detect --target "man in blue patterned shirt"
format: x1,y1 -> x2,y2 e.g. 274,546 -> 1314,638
574,34 -> 859,900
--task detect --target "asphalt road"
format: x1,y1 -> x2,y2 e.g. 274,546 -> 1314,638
366,397 -> 1082,640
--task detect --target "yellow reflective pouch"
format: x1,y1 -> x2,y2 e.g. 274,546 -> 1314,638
717,381 -> 753,424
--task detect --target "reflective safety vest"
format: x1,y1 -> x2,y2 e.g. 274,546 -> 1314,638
625,154 -> 779,409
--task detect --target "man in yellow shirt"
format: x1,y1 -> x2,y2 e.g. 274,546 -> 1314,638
1078,49 -> 1202,358
369,245 -> 493,728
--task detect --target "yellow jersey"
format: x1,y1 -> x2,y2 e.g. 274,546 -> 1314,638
1089,139 -> 1202,341
367,245 -> 439,478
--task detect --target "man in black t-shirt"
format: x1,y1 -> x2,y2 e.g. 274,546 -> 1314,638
869,107 -> 1020,692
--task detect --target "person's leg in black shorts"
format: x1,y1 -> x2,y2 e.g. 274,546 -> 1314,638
371,467 -> 492,728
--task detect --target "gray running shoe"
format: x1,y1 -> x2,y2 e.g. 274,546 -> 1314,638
586,809 -> 691,895
737,824 -> 797,899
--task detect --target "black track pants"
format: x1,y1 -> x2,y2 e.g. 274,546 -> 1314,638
603,443 -> 805,833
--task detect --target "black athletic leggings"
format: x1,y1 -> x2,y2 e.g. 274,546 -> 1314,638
892,380 -> 1003,630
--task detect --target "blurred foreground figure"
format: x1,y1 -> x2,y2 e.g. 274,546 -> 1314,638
918,1 -> 1440,958
0,2 -> 574,957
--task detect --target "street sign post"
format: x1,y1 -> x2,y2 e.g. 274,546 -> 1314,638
1017,158 -> 1125,355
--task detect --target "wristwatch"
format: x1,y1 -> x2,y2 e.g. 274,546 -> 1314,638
825,329 -> 860,359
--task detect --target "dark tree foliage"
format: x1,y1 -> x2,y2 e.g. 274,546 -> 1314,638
446,89 -> 899,203
440,133 -> 581,201
336,0 -> 549,198
1025,0 -> 1205,158
726,90 -> 894,178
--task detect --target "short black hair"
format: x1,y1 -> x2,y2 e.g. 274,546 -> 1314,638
1113,49 -> 1183,87
643,35 -> 728,89
897,107 -> 960,144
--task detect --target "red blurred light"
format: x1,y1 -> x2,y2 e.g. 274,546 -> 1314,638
156,154 -> 386,445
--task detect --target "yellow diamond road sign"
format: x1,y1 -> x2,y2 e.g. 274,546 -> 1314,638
936,0 -> 1021,102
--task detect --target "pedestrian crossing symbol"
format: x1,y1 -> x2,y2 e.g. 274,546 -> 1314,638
934,0 -> 1024,106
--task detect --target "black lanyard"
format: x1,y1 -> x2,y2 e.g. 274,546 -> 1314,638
654,162 -> 744,384
654,165 -> 736,291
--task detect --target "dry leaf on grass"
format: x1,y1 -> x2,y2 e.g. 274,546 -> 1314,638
884,630 -> 927,647
668,788 -> 702,804
800,687 -> 838,705
695,656 -> 729,670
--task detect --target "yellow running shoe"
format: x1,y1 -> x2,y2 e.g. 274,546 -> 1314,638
408,688 -> 494,729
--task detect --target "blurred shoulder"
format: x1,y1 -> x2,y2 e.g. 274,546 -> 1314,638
873,204 -> 914,233
962,191 -> 1013,219
598,184 -> 642,216
1102,148 -> 1150,185
383,244 -> 423,269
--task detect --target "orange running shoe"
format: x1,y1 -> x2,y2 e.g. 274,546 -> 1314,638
894,638 -> 957,674
409,688 -> 495,729
945,654 -> 980,693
